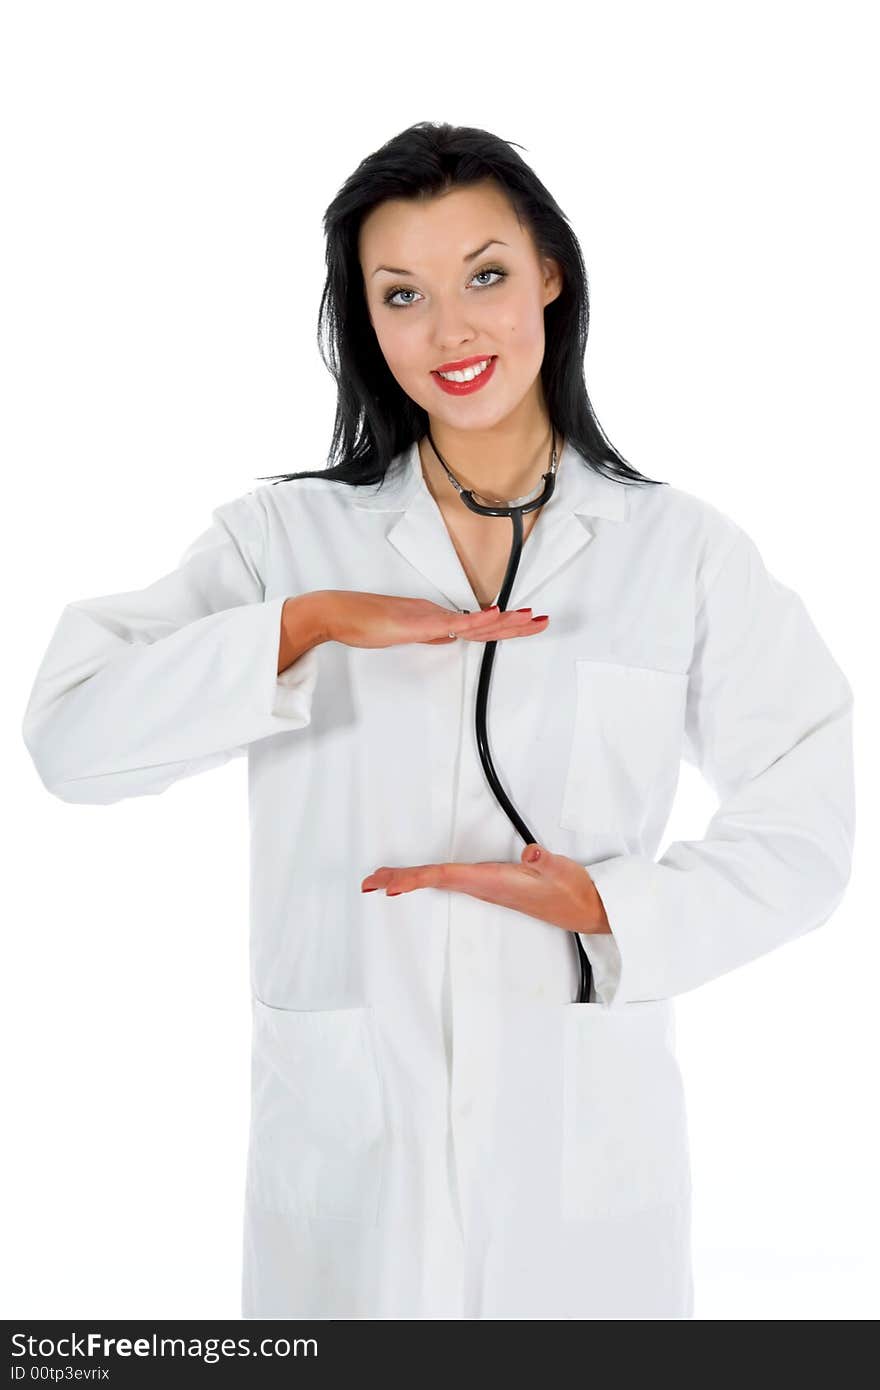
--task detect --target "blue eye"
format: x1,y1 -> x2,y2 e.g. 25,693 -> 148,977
382,266 -> 507,309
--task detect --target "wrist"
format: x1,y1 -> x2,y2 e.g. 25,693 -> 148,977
582,871 -> 613,935
592,894 -> 612,935
284,592 -> 332,648
308,590 -> 340,644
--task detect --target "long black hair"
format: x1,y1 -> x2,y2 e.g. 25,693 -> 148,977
257,120 -> 665,494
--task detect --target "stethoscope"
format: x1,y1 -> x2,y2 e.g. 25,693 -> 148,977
423,425 -> 594,1005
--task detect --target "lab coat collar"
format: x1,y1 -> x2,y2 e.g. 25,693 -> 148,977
351,437 -> 630,612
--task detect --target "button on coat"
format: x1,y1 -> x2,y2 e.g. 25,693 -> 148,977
21,439 -> 855,1319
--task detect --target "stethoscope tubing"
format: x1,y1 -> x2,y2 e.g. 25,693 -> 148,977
425,428 -> 593,1004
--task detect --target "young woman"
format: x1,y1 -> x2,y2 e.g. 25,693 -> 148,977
22,121 -> 855,1320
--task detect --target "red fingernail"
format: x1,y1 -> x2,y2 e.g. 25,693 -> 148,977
515,608 -> 532,613
361,886 -> 378,892
531,615 -> 548,623
387,890 -> 402,897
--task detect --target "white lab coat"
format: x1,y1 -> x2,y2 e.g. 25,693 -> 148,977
21,439 -> 855,1320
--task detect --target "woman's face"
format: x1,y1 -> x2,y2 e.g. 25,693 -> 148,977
359,180 -> 562,433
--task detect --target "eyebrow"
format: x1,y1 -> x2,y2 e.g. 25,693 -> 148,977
370,239 -> 510,279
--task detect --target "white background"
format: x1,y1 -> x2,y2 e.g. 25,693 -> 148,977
3,1 -> 877,1319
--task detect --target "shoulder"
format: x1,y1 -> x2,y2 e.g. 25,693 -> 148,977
210,472 -> 360,550
623,476 -> 756,606
625,475 -> 741,546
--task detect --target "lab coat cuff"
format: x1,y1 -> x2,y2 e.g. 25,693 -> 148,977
576,927 -> 624,1006
265,593 -> 322,722
581,855 -> 666,1007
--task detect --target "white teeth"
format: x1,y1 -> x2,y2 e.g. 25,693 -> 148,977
437,357 -> 493,382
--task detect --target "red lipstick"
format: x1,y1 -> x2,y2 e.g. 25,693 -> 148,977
431,355 -> 497,396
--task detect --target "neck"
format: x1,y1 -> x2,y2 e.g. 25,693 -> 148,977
419,419 -> 562,504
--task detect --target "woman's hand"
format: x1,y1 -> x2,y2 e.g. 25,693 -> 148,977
318,590 -> 549,649
361,843 -> 612,936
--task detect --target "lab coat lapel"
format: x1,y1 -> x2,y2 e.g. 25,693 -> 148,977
352,438 -> 629,612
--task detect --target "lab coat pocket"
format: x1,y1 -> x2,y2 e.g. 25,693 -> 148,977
246,997 -> 387,1226
560,999 -> 691,1222
559,661 -> 688,843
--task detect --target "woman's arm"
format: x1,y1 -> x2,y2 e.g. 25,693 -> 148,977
583,523 -> 855,1005
22,491 -> 322,805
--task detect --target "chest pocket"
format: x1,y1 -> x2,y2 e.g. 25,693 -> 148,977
245,998 -> 387,1226
559,660 -> 689,843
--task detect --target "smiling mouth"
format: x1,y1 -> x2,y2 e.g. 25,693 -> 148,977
431,356 -> 498,393
433,355 -> 496,378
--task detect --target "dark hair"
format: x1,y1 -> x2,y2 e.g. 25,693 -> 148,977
256,120 -> 665,495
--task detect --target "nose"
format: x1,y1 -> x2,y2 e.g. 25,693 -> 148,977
430,305 -> 480,352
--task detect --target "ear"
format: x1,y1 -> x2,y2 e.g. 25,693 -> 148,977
541,256 -> 564,308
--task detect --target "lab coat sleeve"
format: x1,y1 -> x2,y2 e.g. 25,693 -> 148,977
578,524 -> 855,1006
21,491 -> 320,804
